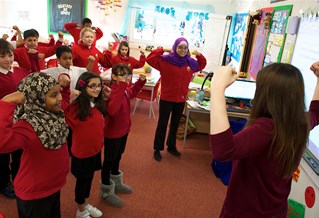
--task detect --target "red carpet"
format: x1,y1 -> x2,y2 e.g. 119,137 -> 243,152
0,100 -> 227,218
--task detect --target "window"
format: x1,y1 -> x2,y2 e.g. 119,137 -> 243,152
130,6 -> 210,49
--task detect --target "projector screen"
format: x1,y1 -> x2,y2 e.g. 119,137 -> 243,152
290,17 -> 319,163
224,79 -> 256,101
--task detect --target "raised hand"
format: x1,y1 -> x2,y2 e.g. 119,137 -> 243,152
102,85 -> 111,101
192,50 -> 201,56
108,42 -> 113,51
70,89 -> 81,103
28,48 -> 38,54
310,61 -> 319,77
139,73 -> 146,81
58,74 -> 71,88
38,53 -> 45,60
87,55 -> 95,63
163,48 -> 172,53
211,66 -> 238,91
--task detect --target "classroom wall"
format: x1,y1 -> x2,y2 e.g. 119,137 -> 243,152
235,0 -> 318,16
0,0 -> 235,47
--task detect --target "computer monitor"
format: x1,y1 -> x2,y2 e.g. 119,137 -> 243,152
224,79 -> 256,101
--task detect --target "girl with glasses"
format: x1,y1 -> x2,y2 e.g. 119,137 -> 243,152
64,72 -> 106,218
146,37 -> 207,161
100,64 -> 146,207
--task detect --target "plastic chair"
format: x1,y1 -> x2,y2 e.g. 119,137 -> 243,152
132,79 -> 161,119
47,58 -> 57,68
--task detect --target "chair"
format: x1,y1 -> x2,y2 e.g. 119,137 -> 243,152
47,58 -> 57,68
132,79 -> 161,119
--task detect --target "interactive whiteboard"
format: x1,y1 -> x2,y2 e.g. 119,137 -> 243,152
291,17 -> 319,166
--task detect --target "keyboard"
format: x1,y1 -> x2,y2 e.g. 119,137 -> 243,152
227,106 -> 250,114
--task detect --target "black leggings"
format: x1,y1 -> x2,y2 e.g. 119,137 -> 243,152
154,100 -> 185,151
101,135 -> 128,185
75,176 -> 93,205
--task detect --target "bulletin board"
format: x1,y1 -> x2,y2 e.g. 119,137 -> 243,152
48,0 -> 87,33
263,5 -> 292,66
248,7 -> 273,79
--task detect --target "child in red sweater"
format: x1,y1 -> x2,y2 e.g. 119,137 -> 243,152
104,41 -> 145,85
72,27 -> 111,75
64,72 -> 106,218
100,64 -> 146,207
14,29 -> 64,73
209,63 -> 319,217
0,39 -> 30,199
64,17 -> 103,46
0,72 -> 70,217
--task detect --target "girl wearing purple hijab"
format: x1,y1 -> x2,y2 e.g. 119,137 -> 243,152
146,37 -> 207,161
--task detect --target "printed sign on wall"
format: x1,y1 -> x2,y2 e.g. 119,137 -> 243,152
49,0 -> 86,33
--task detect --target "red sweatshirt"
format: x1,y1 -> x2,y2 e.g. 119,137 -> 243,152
14,41 -> 62,73
209,101 -> 319,218
104,50 -> 146,71
64,22 -> 103,46
0,67 -> 29,98
64,104 -> 104,158
0,100 -> 69,201
12,36 -> 55,48
104,79 -> 146,138
146,48 -> 206,102
72,43 -> 112,75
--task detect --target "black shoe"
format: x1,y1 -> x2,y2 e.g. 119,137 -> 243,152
1,182 -> 16,199
167,148 -> 181,157
154,150 -> 162,161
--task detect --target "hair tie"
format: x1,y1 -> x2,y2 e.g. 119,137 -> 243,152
79,79 -> 86,87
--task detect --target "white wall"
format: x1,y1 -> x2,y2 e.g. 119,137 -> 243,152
0,0 -> 235,46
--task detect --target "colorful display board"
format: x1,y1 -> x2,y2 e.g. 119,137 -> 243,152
263,5 -> 293,66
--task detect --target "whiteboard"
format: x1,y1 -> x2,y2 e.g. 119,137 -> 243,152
202,14 -> 231,73
291,17 -> 319,161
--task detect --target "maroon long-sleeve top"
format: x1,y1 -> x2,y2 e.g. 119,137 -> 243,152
210,101 -> 319,218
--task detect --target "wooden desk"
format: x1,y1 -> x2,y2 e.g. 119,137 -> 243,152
183,101 -> 250,147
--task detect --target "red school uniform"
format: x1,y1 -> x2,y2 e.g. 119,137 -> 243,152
64,103 -> 105,159
104,79 -> 146,138
72,43 -> 112,75
0,67 -> 29,98
0,87 -> 71,200
146,48 -> 206,102
14,41 -> 62,73
64,22 -> 103,46
104,50 -> 146,71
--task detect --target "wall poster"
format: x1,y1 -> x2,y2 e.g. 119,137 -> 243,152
248,7 -> 273,79
48,0 -> 87,33
263,5 -> 292,67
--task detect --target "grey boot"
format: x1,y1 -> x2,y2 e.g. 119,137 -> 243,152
111,170 -> 132,194
100,180 -> 124,207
